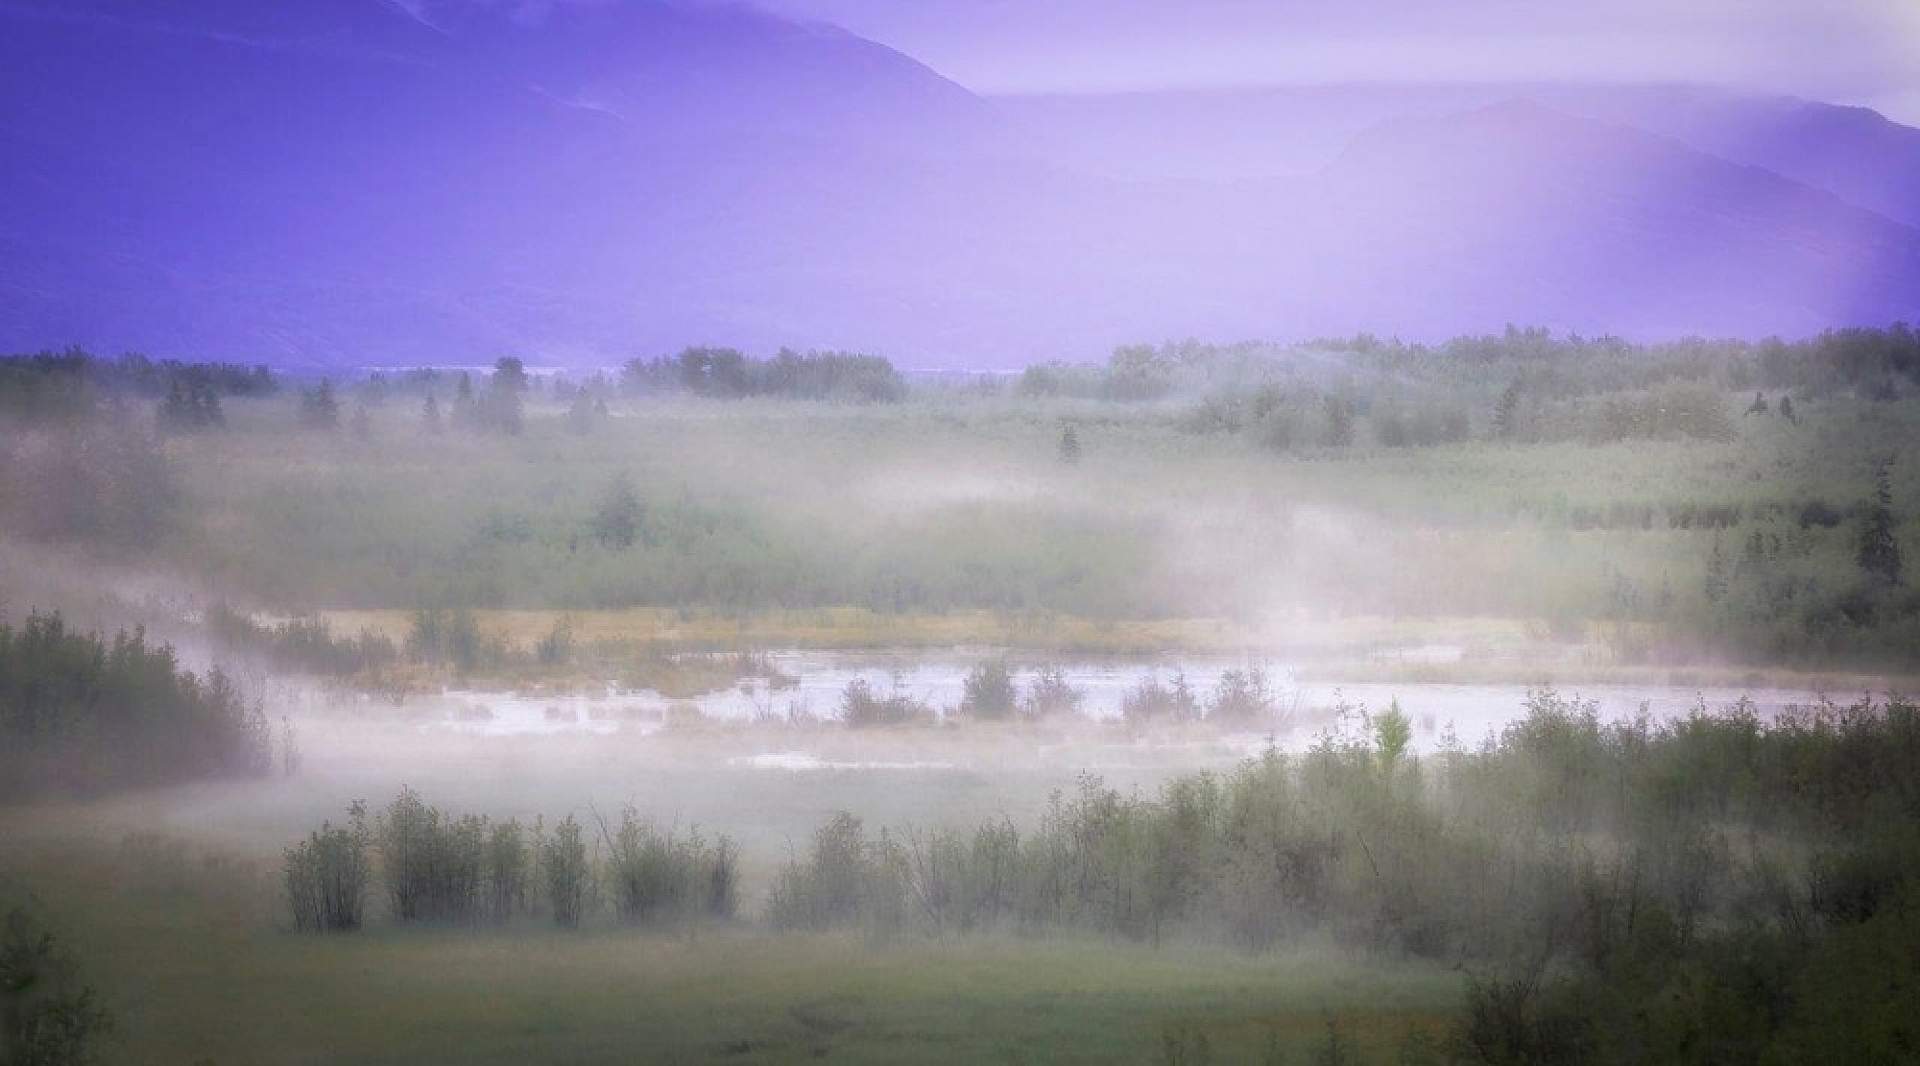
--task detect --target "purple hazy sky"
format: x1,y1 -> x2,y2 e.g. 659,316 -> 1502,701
745,0 -> 1920,121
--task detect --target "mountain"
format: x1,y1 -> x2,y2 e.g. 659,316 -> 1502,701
1288,101 -> 1920,338
1,3 -> 1917,366
0,0 -> 1015,363
999,83 -> 1920,228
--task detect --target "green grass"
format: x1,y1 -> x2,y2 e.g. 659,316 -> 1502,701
125,385 -> 1915,672
5,834 -> 1455,1065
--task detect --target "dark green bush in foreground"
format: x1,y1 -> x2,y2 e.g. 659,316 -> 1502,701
0,903 -> 112,1066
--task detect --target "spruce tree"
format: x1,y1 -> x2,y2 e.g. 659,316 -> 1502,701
1858,461 -> 1904,586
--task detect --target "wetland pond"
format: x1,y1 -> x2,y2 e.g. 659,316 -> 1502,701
371,648 -> 1841,755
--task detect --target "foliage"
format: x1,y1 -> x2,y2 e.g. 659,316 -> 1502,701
1022,665 -> 1084,720
589,472 -> 643,550
0,612 -> 271,797
1122,673 -> 1200,726
0,422 -> 177,550
207,604 -> 398,678
0,903 -> 112,1066
600,808 -> 738,926
298,380 -> 339,430
622,348 -> 905,402
539,815 -> 590,930
839,679 -> 933,728
958,660 -> 1018,720
284,802 -> 371,932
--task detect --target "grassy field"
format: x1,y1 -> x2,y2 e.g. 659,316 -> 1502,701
3,772 -> 1457,1065
127,384 -> 1915,673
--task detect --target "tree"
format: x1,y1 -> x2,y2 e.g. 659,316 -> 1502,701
1704,536 -> 1729,603
451,373 -> 475,430
1375,699 -> 1413,768
157,380 -> 194,432
590,472 -> 642,549
1322,396 -> 1356,447
566,391 -> 597,435
158,380 -> 222,433
491,356 -> 530,395
479,358 -> 527,435
1058,424 -> 1082,464
1858,461 -> 1904,586
1493,379 -> 1524,438
300,380 -> 339,430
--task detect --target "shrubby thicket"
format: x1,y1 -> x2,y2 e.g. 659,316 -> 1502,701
284,691 -> 1920,1062
0,612 -> 271,797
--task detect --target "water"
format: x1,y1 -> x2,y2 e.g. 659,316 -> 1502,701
405,649 -> 1841,752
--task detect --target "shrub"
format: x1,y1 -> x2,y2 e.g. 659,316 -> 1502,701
1206,667 -> 1275,725
375,786 -> 486,924
285,801 -> 371,932
1022,666 -> 1084,720
0,904 -> 113,1066
838,679 -> 932,728
483,819 -> 531,923
959,661 -> 1018,721
1122,673 -> 1200,726
540,815 -> 591,929
207,603 -> 398,678
0,611 -> 272,797
603,808 -> 738,926
767,813 -> 908,935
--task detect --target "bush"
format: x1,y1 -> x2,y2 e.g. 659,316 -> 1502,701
539,815 -> 591,929
0,612 -> 271,797
767,813 -> 909,935
483,819 -> 532,922
603,808 -> 738,926
285,802 -> 371,933
1122,673 -> 1200,726
839,679 -> 932,728
207,604 -> 398,678
375,786 -> 487,924
1022,666 -> 1084,720
1206,667 -> 1275,725
959,661 -> 1018,720
0,904 -> 113,1066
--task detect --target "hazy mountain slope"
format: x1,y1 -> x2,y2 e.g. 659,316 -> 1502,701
1537,86 -> 1920,229
0,3 -> 1916,365
1286,101 -> 1920,338
999,83 -> 1920,227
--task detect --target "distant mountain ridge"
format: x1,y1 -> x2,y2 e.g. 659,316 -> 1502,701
1000,83 -> 1920,230
1,1 -> 1917,367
